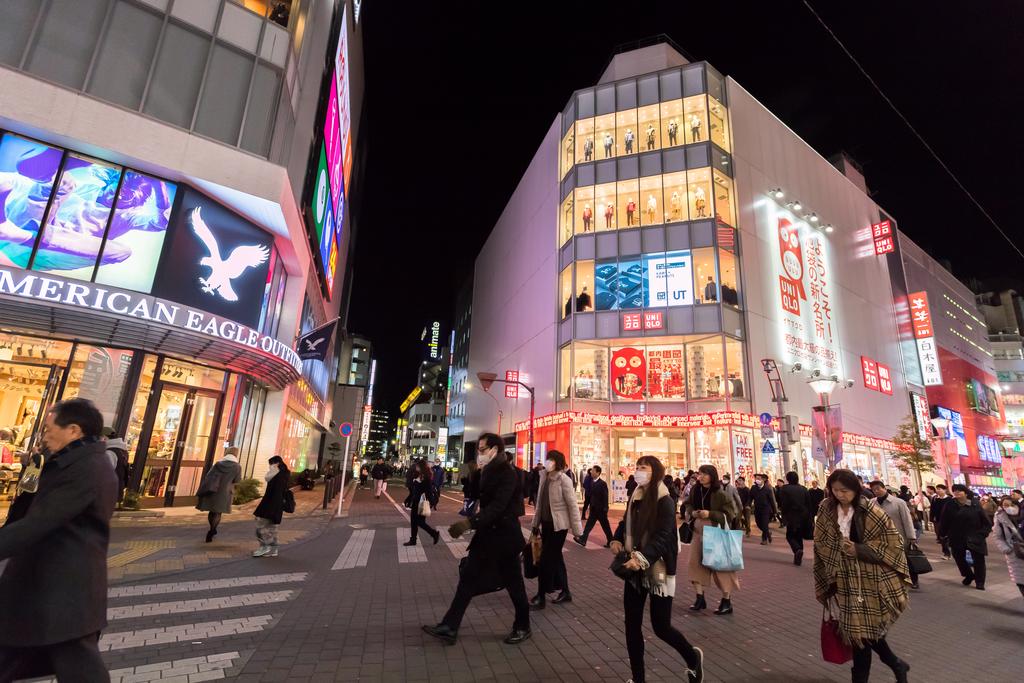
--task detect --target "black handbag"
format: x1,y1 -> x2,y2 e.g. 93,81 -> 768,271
610,551 -> 638,580
905,544 -> 933,575
679,521 -> 694,544
522,539 -> 539,579
459,555 -> 504,596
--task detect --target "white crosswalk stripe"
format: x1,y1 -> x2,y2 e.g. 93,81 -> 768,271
438,528 -> 469,559
108,573 -> 307,598
396,527 -> 427,563
108,590 -> 293,620
100,616 -> 273,651
33,651 -> 241,683
332,529 -> 375,570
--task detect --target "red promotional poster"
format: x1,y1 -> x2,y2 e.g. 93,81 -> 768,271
646,347 -> 685,399
777,218 -> 806,314
611,347 -> 646,400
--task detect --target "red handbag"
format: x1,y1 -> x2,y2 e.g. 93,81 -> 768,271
820,606 -> 852,664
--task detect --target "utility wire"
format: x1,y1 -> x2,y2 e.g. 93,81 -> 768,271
802,0 -> 1024,263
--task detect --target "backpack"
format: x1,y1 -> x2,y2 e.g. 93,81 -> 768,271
108,447 -> 129,490
282,488 -> 296,514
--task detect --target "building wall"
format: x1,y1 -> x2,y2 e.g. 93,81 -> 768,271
465,120 -> 561,440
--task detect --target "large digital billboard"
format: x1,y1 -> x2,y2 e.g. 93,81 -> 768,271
335,6 -> 353,192
595,258 -> 643,311
0,133 -> 62,268
643,250 -> 693,307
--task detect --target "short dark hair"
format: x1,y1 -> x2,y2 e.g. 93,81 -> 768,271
547,450 -> 567,471
269,455 -> 289,472
1013,489 -> 1023,496
869,480 -> 885,489
951,483 -> 970,494
786,471 -> 799,485
593,465 -> 602,474
936,484 -> 948,491
826,469 -> 863,505
926,485 -> 936,491
478,433 -> 503,454
49,398 -> 103,438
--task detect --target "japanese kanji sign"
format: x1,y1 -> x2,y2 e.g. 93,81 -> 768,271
872,220 -> 894,255
908,291 -> 942,386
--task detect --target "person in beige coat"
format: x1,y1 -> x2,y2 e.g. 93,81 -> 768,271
530,450 -> 583,609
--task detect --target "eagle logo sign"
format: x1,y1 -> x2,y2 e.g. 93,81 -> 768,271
303,337 -> 325,352
190,208 -> 269,302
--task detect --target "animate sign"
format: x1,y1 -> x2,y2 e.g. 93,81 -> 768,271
908,291 -> 943,386
0,267 -> 301,372
427,321 -> 441,359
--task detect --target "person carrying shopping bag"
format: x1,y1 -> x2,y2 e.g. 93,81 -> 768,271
405,460 -> 440,546
529,450 -> 583,609
684,464 -> 739,615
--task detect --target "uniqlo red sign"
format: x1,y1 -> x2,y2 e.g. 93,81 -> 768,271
643,312 -> 663,330
861,356 -> 879,391
908,291 -> 933,338
872,221 -> 894,255
505,370 -> 518,383
877,363 -> 893,395
623,311 -> 663,331
622,313 -> 642,331
504,383 -> 519,399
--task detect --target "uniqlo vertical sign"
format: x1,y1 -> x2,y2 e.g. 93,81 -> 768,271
622,313 -> 641,331
877,363 -> 893,395
871,220 -> 894,255
861,356 -> 879,391
908,291 -> 943,386
504,370 -> 519,398
643,312 -> 663,329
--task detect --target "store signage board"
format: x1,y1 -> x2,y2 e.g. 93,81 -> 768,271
910,392 -> 930,442
399,386 -> 422,413
622,311 -> 664,332
871,220 -> 894,255
908,291 -> 943,386
504,384 -> 519,399
861,356 -> 894,395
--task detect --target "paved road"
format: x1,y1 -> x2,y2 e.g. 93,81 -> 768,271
49,482 -> 1023,682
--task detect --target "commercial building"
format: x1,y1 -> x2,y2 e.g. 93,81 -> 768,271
976,288 -> 1024,487
446,277 -> 472,459
464,41 -> 1019,492
364,406 -> 391,458
0,0 -> 365,509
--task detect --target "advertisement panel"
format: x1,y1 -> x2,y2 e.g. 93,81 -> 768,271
910,392 -> 930,442
646,345 -> 685,399
324,75 -> 343,218
596,258 -> 643,310
335,6 -> 353,191
643,250 -> 693,307
908,291 -> 943,386
0,133 -> 62,268
732,429 -> 754,480
611,347 -> 645,400
936,406 -> 968,456
311,144 -> 329,243
967,378 -> 1000,417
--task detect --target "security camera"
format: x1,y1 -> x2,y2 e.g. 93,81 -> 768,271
809,369 -> 821,379
790,363 -> 802,373
844,379 -> 855,389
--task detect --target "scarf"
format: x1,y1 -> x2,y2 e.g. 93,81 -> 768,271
264,465 -> 279,482
624,481 -> 674,598
813,498 -> 909,647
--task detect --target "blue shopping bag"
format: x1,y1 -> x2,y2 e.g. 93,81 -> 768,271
702,522 -> 745,572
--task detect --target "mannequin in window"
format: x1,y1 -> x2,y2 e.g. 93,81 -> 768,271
722,282 -> 739,306
626,198 -> 636,226
576,286 -> 592,312
645,194 -> 657,223
582,204 -> 593,232
564,296 -> 573,318
646,123 -> 656,150
703,276 -> 718,302
584,137 -> 594,161
604,202 -> 614,229
689,114 -> 703,141
565,135 -> 575,167
670,191 -> 681,220
693,186 -> 707,217
668,118 -> 679,145
604,133 -> 614,158
624,128 -> 635,154
730,373 -> 744,398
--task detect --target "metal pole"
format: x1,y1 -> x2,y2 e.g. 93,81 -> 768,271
776,392 -> 790,474
528,386 -> 535,469
335,433 -> 352,517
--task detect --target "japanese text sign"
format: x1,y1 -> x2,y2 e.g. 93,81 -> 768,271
872,220 -> 894,255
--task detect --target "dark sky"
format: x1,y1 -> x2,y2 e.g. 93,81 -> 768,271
349,0 -> 1024,415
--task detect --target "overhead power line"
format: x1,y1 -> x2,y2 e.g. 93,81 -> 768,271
802,0 -> 1024,264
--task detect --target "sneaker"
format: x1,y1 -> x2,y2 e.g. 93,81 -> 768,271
252,546 -> 270,557
266,547 -> 279,557
403,540 -> 417,546
422,623 -> 457,645
686,646 -> 704,683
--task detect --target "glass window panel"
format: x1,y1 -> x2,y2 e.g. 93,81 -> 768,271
560,264 -> 572,320
719,248 -> 740,307
617,156 -> 639,180
647,344 -> 685,400
559,345 -> 571,400
560,125 -> 575,179
683,95 -> 708,144
706,67 -> 726,104
617,110 -> 638,156
611,345 -> 646,401
577,162 -> 595,187
712,170 -> 735,228
682,64 -> 705,97
63,345 -> 134,427
687,167 -> 712,220
643,249 -> 693,307
596,84 -> 615,115
0,0 -> 41,67
596,257 -> 642,311
576,260 -> 594,312
687,337 -> 724,399
639,175 -> 662,227
595,113 -> 616,160
637,104 -> 660,153
693,247 -> 718,303
659,70 -> 682,101
159,359 -> 225,390
562,98 -> 576,134
574,186 -> 595,235
725,339 -> 745,398
573,343 -> 608,400
144,22 -> 210,129
87,1 -> 163,110
596,159 -> 616,185
0,134 -> 63,268
25,0 -> 107,90
711,146 -> 732,177
595,182 -> 616,231
638,74 -> 658,106
577,89 -> 595,118
240,62 -> 281,157
576,117 -> 595,164
617,179 -> 639,229
616,79 -> 637,110
663,171 -> 687,223
34,154 -> 122,281
660,100 -> 683,148
194,43 -> 253,145
709,95 -> 730,152
124,355 -> 158,463
560,193 -> 574,245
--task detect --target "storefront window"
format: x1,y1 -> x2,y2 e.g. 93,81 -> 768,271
576,259 -> 594,312
708,95 -> 730,152
693,247 -> 718,303
687,167 -> 712,220
560,264 -> 572,320
160,359 -> 225,390
663,171 -> 687,222
573,343 -> 608,400
124,355 -> 159,465
279,408 -> 319,471
647,344 -> 686,400
712,170 -> 735,227
595,113 -> 616,159
595,182 -> 616,230
616,109 -> 638,156
617,179 -> 640,229
638,104 -> 660,152
559,345 -> 571,400
683,95 -> 708,144
639,175 -> 663,226
691,426 -> 731,474
719,248 -> 740,307
724,338 -> 745,398
732,427 -> 755,480
573,423 -> 610,476
63,344 -> 134,427
576,117 -> 595,164
560,126 -> 575,179
660,100 -> 684,149
560,194 -> 573,245
687,337 -> 724,399
575,186 -> 595,234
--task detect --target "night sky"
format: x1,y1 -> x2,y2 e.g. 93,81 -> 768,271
349,1 -> 1024,415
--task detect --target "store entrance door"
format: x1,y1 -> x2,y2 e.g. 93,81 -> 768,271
139,385 -> 221,507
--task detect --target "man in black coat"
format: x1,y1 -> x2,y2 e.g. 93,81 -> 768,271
930,483 -> 954,559
777,471 -> 810,565
735,476 -> 753,536
575,465 -> 613,547
371,457 -> 390,499
424,435 -> 530,646
0,398 -> 116,681
750,473 -> 778,545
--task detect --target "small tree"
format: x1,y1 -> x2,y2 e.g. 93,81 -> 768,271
888,415 -> 937,490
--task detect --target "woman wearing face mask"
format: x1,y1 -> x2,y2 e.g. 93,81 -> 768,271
684,464 -> 739,615
529,449 -> 583,609
611,456 -> 704,683
405,460 -> 441,546
993,495 -> 1024,598
253,456 -> 290,557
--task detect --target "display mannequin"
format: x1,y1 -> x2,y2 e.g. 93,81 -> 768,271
694,186 -> 707,217
626,198 -> 636,226
603,133 -> 614,158
670,191 -> 682,220
668,118 -> 679,145
645,194 -> 657,223
584,137 -> 594,161
604,202 -> 614,229
624,128 -> 635,154
689,114 -> 702,141
565,135 -> 575,167
582,203 -> 593,232
646,124 -> 656,150
576,286 -> 592,312
703,276 -> 718,302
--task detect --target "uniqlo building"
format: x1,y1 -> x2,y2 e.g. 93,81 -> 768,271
463,41 -> 1017,493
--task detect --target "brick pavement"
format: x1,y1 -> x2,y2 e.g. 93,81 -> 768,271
26,480 -> 1021,682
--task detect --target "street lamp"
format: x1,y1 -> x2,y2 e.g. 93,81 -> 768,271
930,416 -> 952,486
477,371 -> 535,467
807,373 -> 840,404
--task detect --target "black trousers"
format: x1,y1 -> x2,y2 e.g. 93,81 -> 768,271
207,511 -> 222,532
580,510 -> 613,545
785,520 -> 804,554
409,512 -> 436,543
851,637 -> 900,681
951,545 -> 986,587
623,582 -> 696,683
538,523 -> 569,594
581,492 -> 591,519
755,510 -> 772,541
937,533 -> 951,557
0,633 -> 109,683
441,551 -> 530,632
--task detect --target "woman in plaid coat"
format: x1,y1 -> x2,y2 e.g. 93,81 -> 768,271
813,469 -> 911,683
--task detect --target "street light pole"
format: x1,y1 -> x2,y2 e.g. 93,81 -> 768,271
476,372 -> 536,468
930,416 -> 952,486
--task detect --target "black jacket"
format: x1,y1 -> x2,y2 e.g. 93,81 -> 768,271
930,495 -> 953,528
778,483 -> 810,526
614,492 -> 679,575
409,477 -> 433,512
254,468 -> 290,525
941,499 -> 992,555
750,482 -> 778,516
371,463 -> 389,480
807,487 -> 825,512
0,437 -> 116,646
468,458 -> 524,556
737,485 -> 752,508
588,478 -> 609,515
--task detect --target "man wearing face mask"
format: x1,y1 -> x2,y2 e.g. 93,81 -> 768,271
424,433 -> 531,645
750,473 -> 778,545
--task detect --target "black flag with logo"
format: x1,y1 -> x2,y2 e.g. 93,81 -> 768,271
296,319 -> 338,362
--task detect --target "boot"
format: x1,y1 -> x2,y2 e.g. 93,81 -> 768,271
403,540 -> 417,546
432,530 -> 440,545
890,659 -> 910,683
422,623 -> 457,645
529,594 -> 545,610
794,549 -> 804,566
552,591 -> 572,604
713,597 -> 733,615
689,594 -> 706,611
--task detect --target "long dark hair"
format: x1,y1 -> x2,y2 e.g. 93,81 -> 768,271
825,468 -> 862,506
269,455 -> 289,475
632,455 -> 666,539
415,460 -> 432,480
697,464 -> 721,492
547,449 -> 567,471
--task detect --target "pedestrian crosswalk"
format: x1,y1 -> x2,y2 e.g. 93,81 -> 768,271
332,528 -> 375,570
396,527 -> 427,563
